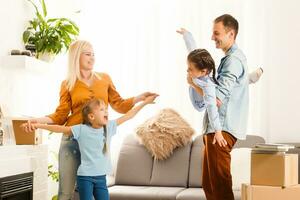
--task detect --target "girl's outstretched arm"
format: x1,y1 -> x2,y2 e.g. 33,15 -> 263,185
33,123 -> 72,135
116,95 -> 158,126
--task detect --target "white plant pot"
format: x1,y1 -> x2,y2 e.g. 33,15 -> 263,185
37,52 -> 55,62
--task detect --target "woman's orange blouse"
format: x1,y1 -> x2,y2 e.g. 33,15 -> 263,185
47,73 -> 134,126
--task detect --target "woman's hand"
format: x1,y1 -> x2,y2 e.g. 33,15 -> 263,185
21,119 -> 38,133
144,94 -> 159,104
133,92 -> 158,104
20,117 -> 53,133
212,131 -> 227,147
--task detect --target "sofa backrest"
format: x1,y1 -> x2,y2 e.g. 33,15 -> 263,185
115,134 -> 265,188
188,134 -> 265,188
188,135 -> 204,188
114,134 -> 191,187
114,134 -> 153,186
149,142 -> 191,187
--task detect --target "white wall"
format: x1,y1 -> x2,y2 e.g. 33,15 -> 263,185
0,1 -> 79,199
0,1 -> 300,141
261,0 -> 300,142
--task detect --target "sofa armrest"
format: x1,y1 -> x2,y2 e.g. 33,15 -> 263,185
107,175 -> 115,187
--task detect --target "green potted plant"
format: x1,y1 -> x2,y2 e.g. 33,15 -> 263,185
23,0 -> 79,61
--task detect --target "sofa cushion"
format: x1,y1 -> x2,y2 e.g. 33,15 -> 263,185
109,185 -> 185,200
136,108 -> 195,160
176,188 -> 241,200
150,143 -> 191,187
114,134 -> 153,185
188,135 -> 204,187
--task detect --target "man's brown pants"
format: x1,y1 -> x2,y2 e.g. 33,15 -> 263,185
202,132 -> 237,200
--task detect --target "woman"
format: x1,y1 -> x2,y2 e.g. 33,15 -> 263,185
22,40 -> 156,200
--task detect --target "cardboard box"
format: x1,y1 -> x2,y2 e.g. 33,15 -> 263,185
242,184 -> 300,200
12,119 -> 42,145
251,153 -> 298,187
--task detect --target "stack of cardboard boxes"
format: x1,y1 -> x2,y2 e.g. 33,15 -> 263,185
242,148 -> 300,200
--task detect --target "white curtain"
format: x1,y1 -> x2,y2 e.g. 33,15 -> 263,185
77,0 -> 266,136
74,0 -> 269,170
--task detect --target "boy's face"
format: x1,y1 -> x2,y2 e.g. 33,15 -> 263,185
187,61 -> 209,78
89,103 -> 108,126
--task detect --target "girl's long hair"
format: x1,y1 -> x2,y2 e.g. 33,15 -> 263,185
82,98 -> 108,154
187,49 -> 219,85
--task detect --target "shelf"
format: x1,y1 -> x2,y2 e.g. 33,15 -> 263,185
0,55 -> 51,72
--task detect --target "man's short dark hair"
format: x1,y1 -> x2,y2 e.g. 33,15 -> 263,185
214,14 -> 239,39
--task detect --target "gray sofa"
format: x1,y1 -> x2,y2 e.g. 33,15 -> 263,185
107,134 -> 265,200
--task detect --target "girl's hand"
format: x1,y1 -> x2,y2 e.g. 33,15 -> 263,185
212,131 -> 227,147
21,119 -> 38,133
144,94 -> 159,104
134,92 -> 158,104
186,74 -> 194,86
176,28 -> 188,35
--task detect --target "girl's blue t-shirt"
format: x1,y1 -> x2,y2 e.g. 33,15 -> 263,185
71,120 -> 117,176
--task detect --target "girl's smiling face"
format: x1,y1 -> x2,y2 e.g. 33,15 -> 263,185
88,103 -> 108,126
187,61 -> 209,78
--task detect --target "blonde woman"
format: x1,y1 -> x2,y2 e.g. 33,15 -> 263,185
22,40 -> 156,200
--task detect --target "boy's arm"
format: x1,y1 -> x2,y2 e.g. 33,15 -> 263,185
34,123 -> 72,135
116,95 -> 158,126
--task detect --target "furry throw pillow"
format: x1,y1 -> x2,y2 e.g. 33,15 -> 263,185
136,108 -> 195,160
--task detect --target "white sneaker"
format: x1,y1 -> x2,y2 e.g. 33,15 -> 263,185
249,67 -> 263,84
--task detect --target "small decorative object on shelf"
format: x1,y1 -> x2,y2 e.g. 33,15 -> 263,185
10,49 -> 22,55
10,50 -> 33,57
0,106 -> 4,146
21,50 -> 32,56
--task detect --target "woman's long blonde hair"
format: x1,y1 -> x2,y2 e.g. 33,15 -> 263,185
66,40 -> 94,91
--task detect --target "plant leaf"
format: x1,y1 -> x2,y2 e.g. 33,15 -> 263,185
40,0 -> 47,17
23,30 -> 32,43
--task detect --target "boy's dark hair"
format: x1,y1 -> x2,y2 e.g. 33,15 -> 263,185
187,49 -> 218,85
82,98 -> 108,154
214,14 -> 239,39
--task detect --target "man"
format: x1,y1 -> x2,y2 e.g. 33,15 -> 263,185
178,14 -> 250,200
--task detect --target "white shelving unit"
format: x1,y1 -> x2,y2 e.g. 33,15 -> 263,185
0,55 -> 50,72
0,55 -> 55,117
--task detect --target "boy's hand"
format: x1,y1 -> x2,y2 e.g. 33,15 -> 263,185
144,94 -> 159,104
176,28 -> 188,35
212,131 -> 227,147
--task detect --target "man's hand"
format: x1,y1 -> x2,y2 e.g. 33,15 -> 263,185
212,131 -> 227,147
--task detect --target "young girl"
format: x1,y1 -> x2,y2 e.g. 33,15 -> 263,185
30,95 -> 158,200
187,49 -> 226,146
177,28 -> 263,84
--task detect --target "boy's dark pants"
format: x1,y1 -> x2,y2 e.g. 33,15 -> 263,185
202,132 -> 237,200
